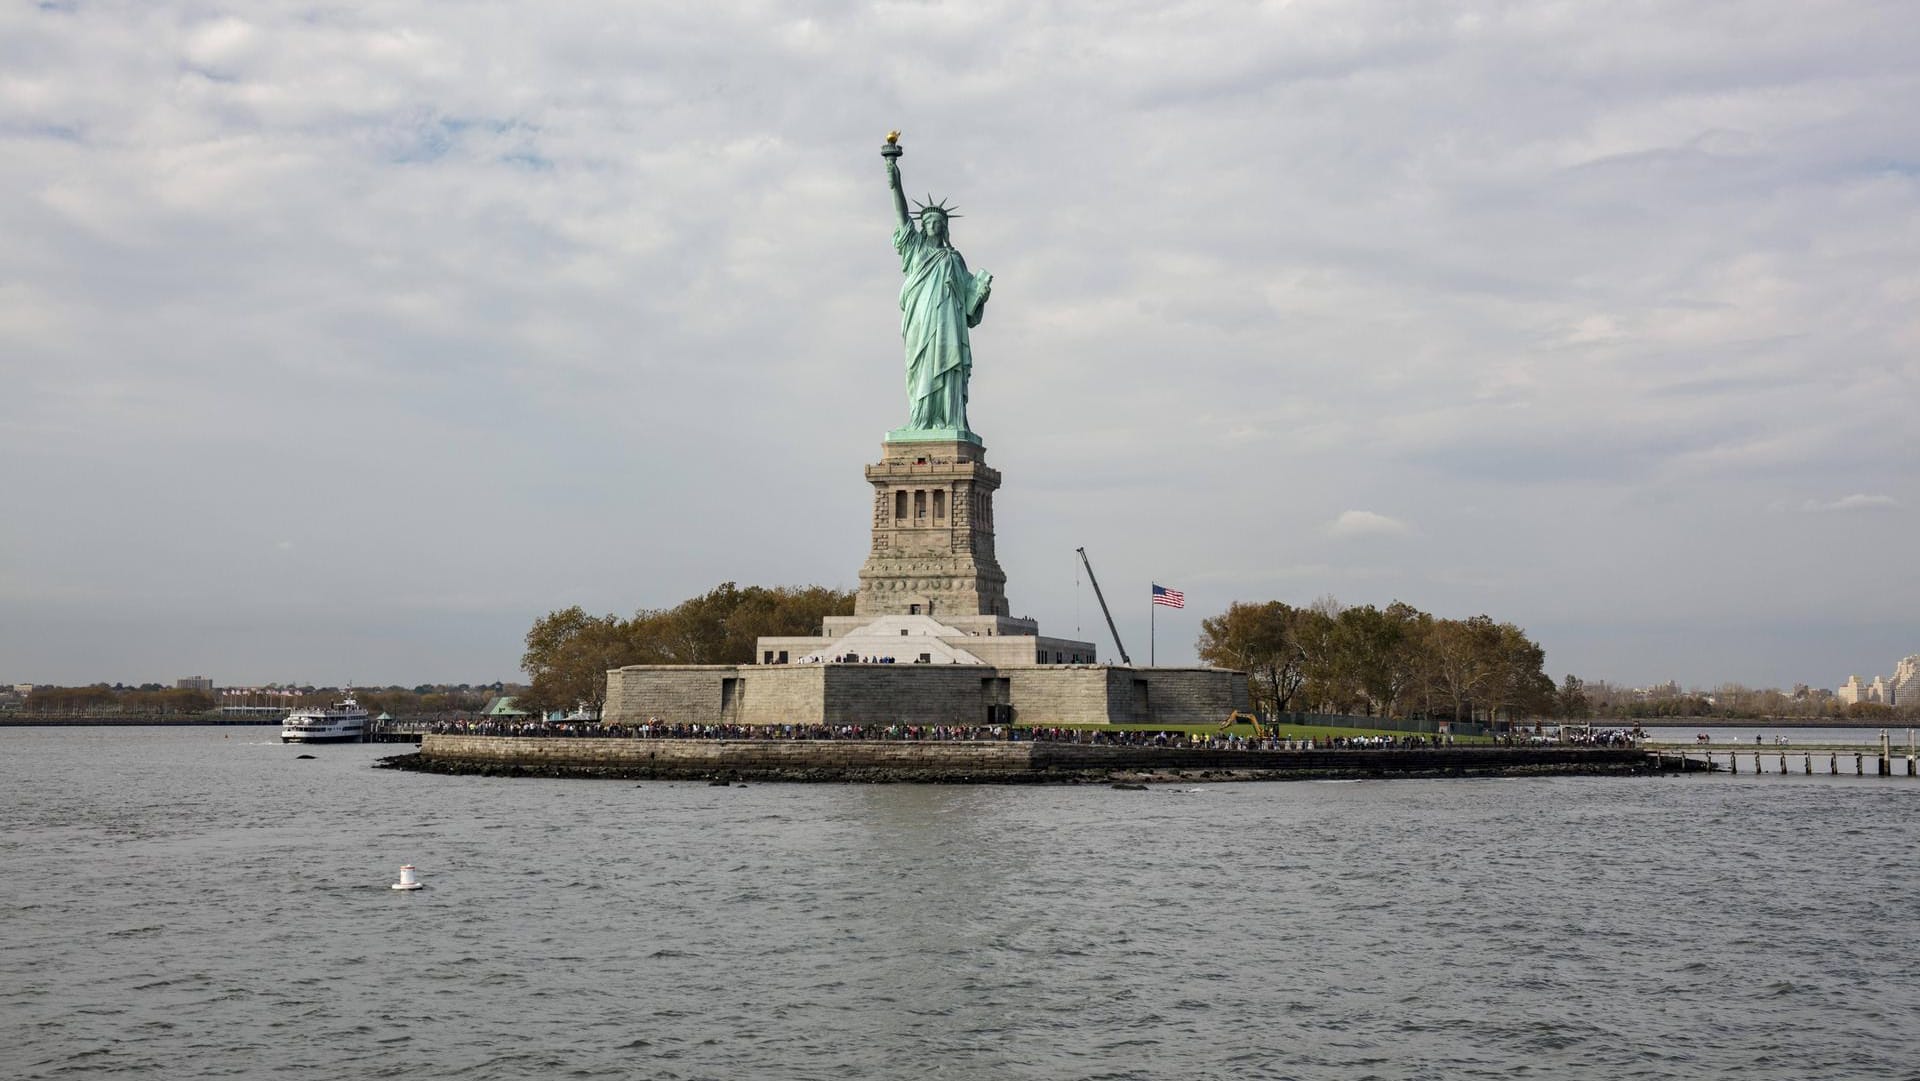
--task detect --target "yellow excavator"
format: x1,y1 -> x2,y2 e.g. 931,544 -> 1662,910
1218,711 -> 1272,739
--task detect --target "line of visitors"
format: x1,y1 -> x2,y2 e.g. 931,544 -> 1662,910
409,719 -> 1526,750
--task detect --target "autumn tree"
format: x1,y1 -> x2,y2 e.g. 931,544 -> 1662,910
1558,675 -> 1592,719
1331,602 -> 1424,717
518,607 -> 636,717
518,583 -> 856,717
1199,597 -> 1557,726
119,688 -> 215,714
24,685 -> 119,712
1427,615 -> 1502,724
640,582 -> 855,665
356,688 -> 420,717
1485,621 -> 1557,725
1293,598 -> 1349,713
1196,601 -> 1310,714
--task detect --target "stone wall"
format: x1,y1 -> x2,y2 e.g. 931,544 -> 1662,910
737,666 -> 827,726
410,735 -> 1651,782
960,636 -> 1098,666
605,661 -> 1250,728
1138,668 -> 1252,724
421,734 -> 1036,777
820,664 -> 996,727
603,665 -> 738,726
1005,666 -> 1114,725
1105,668 -> 1149,724
999,667 -> 1248,726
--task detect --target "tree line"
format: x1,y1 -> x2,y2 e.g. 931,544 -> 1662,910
1197,597 -> 1564,725
20,686 -> 218,714
518,582 -> 856,716
11,685 -> 500,717
1579,682 -> 1919,722
354,689 -> 494,716
519,585 -> 1555,725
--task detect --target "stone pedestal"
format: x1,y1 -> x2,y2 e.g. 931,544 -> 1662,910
854,439 -> 1009,617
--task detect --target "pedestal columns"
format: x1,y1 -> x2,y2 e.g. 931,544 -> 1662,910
855,438 -> 1010,617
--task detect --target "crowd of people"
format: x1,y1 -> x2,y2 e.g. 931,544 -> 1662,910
1565,729 -> 1641,747
418,719 -> 1081,742
419,719 -> 1012,741
400,718 -> 1619,750
1499,729 -> 1641,747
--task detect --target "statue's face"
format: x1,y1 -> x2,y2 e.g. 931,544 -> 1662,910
922,212 -> 948,243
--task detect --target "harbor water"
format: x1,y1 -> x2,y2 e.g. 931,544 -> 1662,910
3,726 -> 1917,1080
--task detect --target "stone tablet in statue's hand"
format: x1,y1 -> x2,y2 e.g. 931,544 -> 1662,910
977,272 -> 992,295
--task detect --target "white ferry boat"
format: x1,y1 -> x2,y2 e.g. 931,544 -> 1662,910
280,695 -> 370,743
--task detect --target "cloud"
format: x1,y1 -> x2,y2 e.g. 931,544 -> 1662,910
1,1 -> 1917,687
1801,493 -> 1898,513
1328,510 -> 1410,538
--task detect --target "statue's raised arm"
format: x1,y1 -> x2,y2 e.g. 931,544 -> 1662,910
882,131 -> 910,229
881,132 -> 989,438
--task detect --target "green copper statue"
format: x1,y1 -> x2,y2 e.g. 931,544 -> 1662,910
883,133 -> 992,437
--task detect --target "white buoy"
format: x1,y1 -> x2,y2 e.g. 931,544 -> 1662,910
391,864 -> 422,891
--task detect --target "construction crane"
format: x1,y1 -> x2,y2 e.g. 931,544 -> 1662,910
1075,546 -> 1131,665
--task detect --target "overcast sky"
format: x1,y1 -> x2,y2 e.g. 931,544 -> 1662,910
3,1 -> 1915,690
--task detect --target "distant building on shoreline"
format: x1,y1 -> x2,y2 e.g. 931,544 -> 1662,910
1836,655 -> 1918,707
1838,675 -> 1870,705
1892,656 -> 1920,707
1619,680 -> 1684,702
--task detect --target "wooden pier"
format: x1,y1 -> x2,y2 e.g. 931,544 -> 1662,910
365,719 -> 426,744
1646,731 -> 1918,776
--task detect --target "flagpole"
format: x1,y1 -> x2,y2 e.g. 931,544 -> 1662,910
1150,587 -> 1156,667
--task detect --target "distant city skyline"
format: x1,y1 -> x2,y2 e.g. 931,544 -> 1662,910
2,3 -> 1915,690
15,643 -> 1920,702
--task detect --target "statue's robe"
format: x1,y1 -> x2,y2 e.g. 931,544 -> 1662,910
894,222 -> 990,431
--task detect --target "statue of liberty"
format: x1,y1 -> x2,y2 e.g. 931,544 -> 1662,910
883,133 -> 992,436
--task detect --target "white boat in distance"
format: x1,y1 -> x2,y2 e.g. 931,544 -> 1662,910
280,695 -> 369,743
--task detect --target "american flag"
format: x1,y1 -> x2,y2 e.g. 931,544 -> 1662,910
1152,584 -> 1185,609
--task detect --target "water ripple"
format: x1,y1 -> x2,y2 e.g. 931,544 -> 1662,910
2,731 -> 1918,1079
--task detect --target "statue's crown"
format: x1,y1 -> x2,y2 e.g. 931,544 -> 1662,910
912,195 -> 961,220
